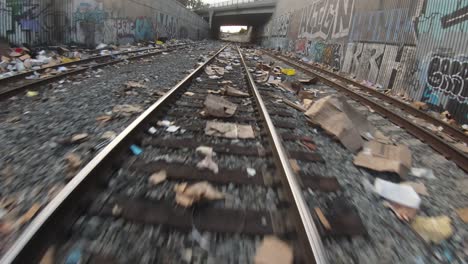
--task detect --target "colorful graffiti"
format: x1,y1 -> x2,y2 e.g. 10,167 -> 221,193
298,0 -> 355,40
424,55 -> 468,103
4,0 -> 48,33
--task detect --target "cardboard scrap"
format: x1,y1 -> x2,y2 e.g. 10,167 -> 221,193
149,170 -> 167,185
314,207 -> 331,230
65,152 -> 81,172
174,182 -> 224,208
283,98 -> 306,112
254,236 -> 293,264
383,201 -> 418,222
203,95 -> 237,118
411,101 -> 428,111
354,140 -> 412,178
112,104 -> 143,115
456,208 -> 468,223
196,146 -> 218,174
305,96 -> 365,152
205,121 -> 255,139
411,216 -> 453,244
223,86 -> 249,97
70,133 -> 89,143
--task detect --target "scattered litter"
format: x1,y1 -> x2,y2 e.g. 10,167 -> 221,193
289,159 -> 300,174
112,104 -> 143,116
254,236 -> 293,264
374,178 -> 421,209
299,77 -> 319,84
149,170 -> 167,185
411,216 -> 453,244
197,155 -> 218,173
203,94 -> 237,118
112,204 -> 122,216
57,66 -> 68,72
205,121 -> 255,139
283,98 -> 306,112
65,153 -> 82,173
125,81 -> 147,89
166,126 -> 180,133
383,201 -> 418,222
196,146 -> 218,173
196,146 -> 214,156
96,115 -> 112,123
64,248 -> 82,264
247,168 -> 256,177
70,133 -> 89,143
401,181 -> 428,196
174,182 -> 224,207
223,86 -> 249,97
281,68 -> 296,76
130,144 -> 143,155
354,140 -> 412,178
315,207 -> 331,230
96,43 -> 108,50
196,77 -> 202,82
39,246 -> 55,264
456,208 -> 468,223
157,120 -> 173,127
101,131 -> 117,140
15,203 -> 41,227
410,168 -> 436,179
411,101 -> 428,111
306,96 -> 365,152
26,91 -> 39,97
184,92 -> 195,96
191,227 -> 210,251
148,126 -> 157,134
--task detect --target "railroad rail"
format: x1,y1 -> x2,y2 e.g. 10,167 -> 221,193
263,50 -> 468,173
0,45 -> 345,263
0,43 -> 187,100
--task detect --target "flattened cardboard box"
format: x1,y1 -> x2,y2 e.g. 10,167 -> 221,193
305,96 -> 363,152
354,140 -> 412,178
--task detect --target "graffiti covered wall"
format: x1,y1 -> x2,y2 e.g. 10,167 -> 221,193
71,0 -> 209,46
0,0 -> 209,46
0,0 -> 72,45
262,0 -> 468,124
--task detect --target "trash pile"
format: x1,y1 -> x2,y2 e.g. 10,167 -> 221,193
249,50 -> 466,250
0,46 -> 83,79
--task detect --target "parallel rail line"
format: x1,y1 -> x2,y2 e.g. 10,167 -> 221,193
0,44 -> 187,100
0,46 -> 339,263
263,50 -> 468,172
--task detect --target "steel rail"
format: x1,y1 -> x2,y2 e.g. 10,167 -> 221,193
263,51 -> 468,173
237,46 -> 328,264
264,50 -> 468,145
0,45 -> 228,264
0,44 -> 187,100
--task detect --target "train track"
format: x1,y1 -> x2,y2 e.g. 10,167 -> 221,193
0,43 -> 187,100
0,45 -> 372,263
263,50 -> 468,173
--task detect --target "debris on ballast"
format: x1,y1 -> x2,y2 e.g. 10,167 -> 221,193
205,121 -> 255,139
130,144 -> 143,155
202,94 -> 237,118
254,236 -> 293,264
174,182 -> 224,208
149,170 -> 167,185
196,146 -> 218,174
411,216 -> 453,244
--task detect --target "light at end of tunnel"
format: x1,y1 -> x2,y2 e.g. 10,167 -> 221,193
220,26 -> 248,33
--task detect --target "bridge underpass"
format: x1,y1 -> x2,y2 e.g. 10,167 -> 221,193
195,0 -> 276,43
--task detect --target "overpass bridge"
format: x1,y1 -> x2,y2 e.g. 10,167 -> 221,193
194,0 -> 277,42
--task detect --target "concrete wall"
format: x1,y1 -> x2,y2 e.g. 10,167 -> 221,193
261,0 -> 468,124
0,0 -> 209,46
